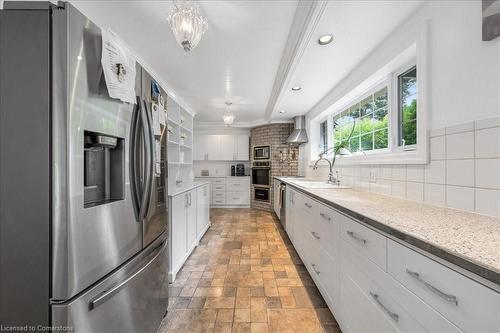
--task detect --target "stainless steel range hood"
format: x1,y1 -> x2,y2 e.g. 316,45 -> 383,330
285,116 -> 308,145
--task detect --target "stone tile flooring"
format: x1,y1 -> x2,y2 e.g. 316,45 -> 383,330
158,208 -> 342,333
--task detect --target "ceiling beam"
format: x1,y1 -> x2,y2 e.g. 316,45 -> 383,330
264,0 -> 327,121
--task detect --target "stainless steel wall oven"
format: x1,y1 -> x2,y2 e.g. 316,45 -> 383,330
251,161 -> 270,187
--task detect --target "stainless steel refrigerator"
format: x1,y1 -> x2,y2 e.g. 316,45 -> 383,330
0,2 -> 169,332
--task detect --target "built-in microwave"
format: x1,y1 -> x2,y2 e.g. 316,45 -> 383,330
253,145 -> 270,160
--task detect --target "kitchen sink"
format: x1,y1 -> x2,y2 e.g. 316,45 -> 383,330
290,180 -> 351,189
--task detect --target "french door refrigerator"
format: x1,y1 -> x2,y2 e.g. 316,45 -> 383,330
0,2 -> 169,332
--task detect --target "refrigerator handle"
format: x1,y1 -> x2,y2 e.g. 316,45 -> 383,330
129,97 -> 142,222
88,239 -> 166,311
138,99 -> 155,221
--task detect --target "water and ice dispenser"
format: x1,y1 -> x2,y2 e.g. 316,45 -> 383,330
84,131 -> 124,207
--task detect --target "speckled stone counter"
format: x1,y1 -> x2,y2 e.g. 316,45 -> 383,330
168,181 -> 210,197
276,177 -> 500,285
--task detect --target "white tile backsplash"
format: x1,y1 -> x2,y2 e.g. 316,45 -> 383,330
430,136 -> 446,160
475,115 -> 500,130
328,116 -> 500,216
391,165 -> 406,181
445,121 -> 474,135
424,184 -> 446,206
406,165 -> 425,182
475,158 -> 500,189
475,188 -> 500,217
391,180 -> 406,198
446,159 -> 474,187
446,131 -> 474,159
446,185 -> 475,212
424,160 -> 446,184
406,182 -> 424,202
475,127 -> 500,158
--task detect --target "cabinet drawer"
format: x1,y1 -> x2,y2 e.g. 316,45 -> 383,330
226,179 -> 249,191
212,178 -> 226,185
211,198 -> 225,205
343,239 -> 462,333
301,229 -> 340,311
226,191 -> 249,205
341,256 -> 426,333
340,216 -> 387,270
300,195 -> 318,214
212,184 -> 226,191
212,191 -> 226,199
388,240 -> 500,333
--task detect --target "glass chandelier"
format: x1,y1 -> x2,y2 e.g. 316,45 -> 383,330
167,0 -> 208,53
223,102 -> 235,125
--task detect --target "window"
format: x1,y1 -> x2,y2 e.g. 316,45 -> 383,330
332,87 -> 389,153
398,66 -> 417,147
319,120 -> 328,154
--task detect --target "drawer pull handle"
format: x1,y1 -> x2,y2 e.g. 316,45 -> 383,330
311,231 -> 320,240
370,292 -> 399,322
311,263 -> 321,275
406,269 -> 458,306
346,231 -> 367,245
319,213 -> 331,221
304,203 -> 312,208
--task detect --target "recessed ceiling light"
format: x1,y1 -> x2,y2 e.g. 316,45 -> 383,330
318,34 -> 333,45
279,110 -> 286,114
291,86 -> 302,91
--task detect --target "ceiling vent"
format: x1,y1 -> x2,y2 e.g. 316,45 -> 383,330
285,116 -> 308,145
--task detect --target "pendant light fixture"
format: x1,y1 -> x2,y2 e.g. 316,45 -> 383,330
223,102 -> 235,126
167,0 -> 208,53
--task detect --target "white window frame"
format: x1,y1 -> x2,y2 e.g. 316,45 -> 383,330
311,22 -> 429,165
329,81 -> 391,157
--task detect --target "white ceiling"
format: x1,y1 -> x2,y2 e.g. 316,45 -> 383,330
68,0 -> 424,126
270,0 -> 424,121
71,0 -> 298,124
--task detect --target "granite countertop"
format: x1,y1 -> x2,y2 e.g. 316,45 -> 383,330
276,177 -> 500,286
168,181 -> 210,197
195,175 -> 251,178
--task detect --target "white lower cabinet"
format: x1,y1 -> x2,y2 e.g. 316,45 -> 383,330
195,177 -> 250,207
196,184 -> 210,241
168,184 -> 211,282
285,188 -> 499,333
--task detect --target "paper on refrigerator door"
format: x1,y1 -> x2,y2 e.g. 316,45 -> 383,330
101,28 -> 136,104
155,139 -> 161,177
152,103 -> 161,135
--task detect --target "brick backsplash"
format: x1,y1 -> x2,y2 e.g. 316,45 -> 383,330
251,123 -> 299,212
305,116 -> 500,218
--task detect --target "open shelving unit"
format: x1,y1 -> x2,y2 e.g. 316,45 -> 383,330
167,97 -> 194,189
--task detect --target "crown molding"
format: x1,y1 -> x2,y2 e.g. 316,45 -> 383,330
264,0 -> 327,121
194,118 -> 293,129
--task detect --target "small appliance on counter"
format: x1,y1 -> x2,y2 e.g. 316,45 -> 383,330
231,165 -> 236,176
236,164 -> 245,176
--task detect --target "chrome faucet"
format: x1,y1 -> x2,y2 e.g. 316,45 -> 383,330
313,154 -> 339,185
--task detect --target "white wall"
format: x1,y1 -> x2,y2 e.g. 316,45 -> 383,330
300,0 -> 500,217
302,0 -> 500,174
193,125 -> 251,177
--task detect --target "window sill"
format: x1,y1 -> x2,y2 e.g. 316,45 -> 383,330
309,149 -> 428,166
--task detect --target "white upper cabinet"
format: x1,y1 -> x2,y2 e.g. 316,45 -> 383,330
193,134 -> 249,161
234,135 -> 249,160
193,134 -> 208,161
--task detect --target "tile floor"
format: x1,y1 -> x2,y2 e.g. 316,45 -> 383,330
158,208 -> 341,333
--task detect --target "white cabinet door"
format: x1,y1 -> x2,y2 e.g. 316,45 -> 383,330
206,135 -> 220,160
235,135 -> 249,160
196,184 -> 210,241
285,188 -> 295,243
218,135 -> 235,160
193,134 -> 207,160
273,180 -> 281,217
171,194 -> 187,273
186,190 -> 197,252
